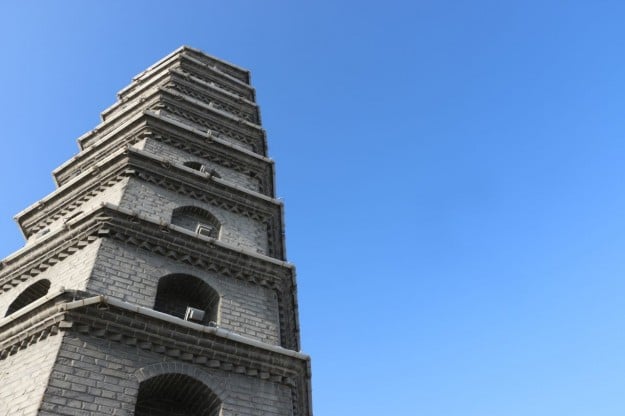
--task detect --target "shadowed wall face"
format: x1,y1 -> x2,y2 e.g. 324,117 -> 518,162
153,274 -> 219,324
135,373 -> 221,416
5,279 -> 51,317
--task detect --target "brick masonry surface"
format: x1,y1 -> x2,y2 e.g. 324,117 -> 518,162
118,177 -> 269,255
135,138 -> 261,192
87,239 -> 281,345
26,181 -> 128,243
38,334 -> 293,416
0,334 -> 63,415
0,47 -> 311,416
0,241 -> 102,317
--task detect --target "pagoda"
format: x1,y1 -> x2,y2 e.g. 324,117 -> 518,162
0,46 -> 312,416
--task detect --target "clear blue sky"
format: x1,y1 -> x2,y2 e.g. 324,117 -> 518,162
1,1 -> 625,415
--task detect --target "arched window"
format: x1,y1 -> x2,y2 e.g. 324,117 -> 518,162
135,373 -> 222,416
183,161 -> 204,172
5,279 -> 51,317
154,274 -> 219,324
171,206 -> 220,239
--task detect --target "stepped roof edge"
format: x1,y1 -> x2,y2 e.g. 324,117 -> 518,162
17,147 -> 283,238
120,46 -> 251,99
54,110 -> 273,186
0,290 -> 307,360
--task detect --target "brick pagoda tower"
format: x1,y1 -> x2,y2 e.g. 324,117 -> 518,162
0,46 -> 312,415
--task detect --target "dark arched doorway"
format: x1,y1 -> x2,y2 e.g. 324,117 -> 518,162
135,373 -> 222,416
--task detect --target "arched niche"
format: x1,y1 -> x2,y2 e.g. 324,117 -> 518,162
184,161 -> 204,172
5,279 -> 51,317
171,206 -> 221,239
134,373 -> 222,416
154,274 -> 219,324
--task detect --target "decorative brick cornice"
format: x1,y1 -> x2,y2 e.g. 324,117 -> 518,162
3,204 -> 299,349
121,46 -> 251,94
7,204 -> 289,290
0,292 -> 311,416
167,74 -> 258,123
20,146 -> 284,259
130,148 -> 277,221
103,65 -> 258,125
0,219 -> 102,294
1,47 -> 310,416
54,112 -> 272,194
19,166 -> 131,238
142,115 -> 273,195
173,54 -> 255,101
98,206 -> 298,349
78,54 -> 266,155
151,87 -> 265,153
99,204 -> 292,286
0,307 -> 64,358
178,46 -> 251,84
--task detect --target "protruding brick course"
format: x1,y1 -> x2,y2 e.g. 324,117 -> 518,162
0,47 -> 312,415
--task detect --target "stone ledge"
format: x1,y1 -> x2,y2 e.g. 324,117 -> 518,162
54,111 -> 273,193
0,291 -> 311,416
19,145 -> 283,257
4,204 -> 293,293
2,203 -> 299,349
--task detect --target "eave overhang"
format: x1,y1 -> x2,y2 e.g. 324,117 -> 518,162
20,146 -> 284,259
117,47 -> 254,103
102,65 -> 259,124
0,290 -> 311,416
4,202 -> 300,349
77,84 -> 265,155
54,110 -> 274,194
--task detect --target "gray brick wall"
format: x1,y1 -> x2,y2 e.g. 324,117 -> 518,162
135,138 -> 260,192
0,241 -> 102,317
119,177 -> 269,255
87,239 -> 281,345
26,180 -> 128,244
39,334 -> 293,416
0,49 -> 309,416
0,334 -> 63,415
157,110 -> 256,154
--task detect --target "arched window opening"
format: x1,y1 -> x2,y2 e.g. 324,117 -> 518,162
183,161 -> 205,172
154,274 -> 219,324
135,373 -> 222,416
171,206 -> 220,239
5,279 -> 51,317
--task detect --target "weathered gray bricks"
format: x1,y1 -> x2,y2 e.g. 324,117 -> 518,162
0,46 -> 312,416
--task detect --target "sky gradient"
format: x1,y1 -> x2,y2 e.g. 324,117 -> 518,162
1,2 -> 625,415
